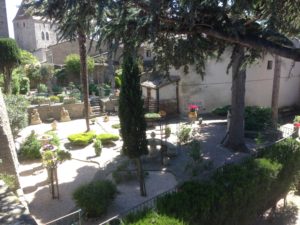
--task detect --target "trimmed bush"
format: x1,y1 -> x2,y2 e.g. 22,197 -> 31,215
93,138 -> 102,156
123,211 -> 186,225
68,131 -> 96,146
212,105 -> 231,116
19,131 -> 42,159
63,97 -> 77,105
72,180 -> 117,217
144,113 -> 161,119
30,96 -> 50,105
245,106 -> 272,131
49,95 -> 60,103
112,123 -> 121,129
155,138 -> 300,225
97,133 -> 119,145
37,83 -> 48,93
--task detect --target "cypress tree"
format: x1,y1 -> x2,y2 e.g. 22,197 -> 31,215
119,49 -> 148,196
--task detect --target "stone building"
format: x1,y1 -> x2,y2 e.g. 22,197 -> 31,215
13,0 -> 59,62
0,0 -> 9,37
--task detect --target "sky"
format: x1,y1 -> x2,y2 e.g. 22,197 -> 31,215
6,0 -> 23,38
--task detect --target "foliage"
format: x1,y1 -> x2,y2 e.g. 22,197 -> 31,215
57,94 -> 65,103
68,131 -> 96,146
144,113 -> 161,120
37,83 -> 48,93
165,126 -> 171,138
123,211 -> 186,225
19,131 -> 42,160
96,133 -> 119,145
72,180 -> 117,217
19,77 -> 30,95
294,116 -> 300,123
4,95 -> 29,137
49,95 -> 60,103
30,96 -> 50,105
0,173 -> 18,192
24,64 -> 41,88
63,97 -> 77,105
177,125 -> 192,144
64,54 -> 95,75
54,68 -> 67,87
69,88 -> 81,101
40,64 -> 54,83
212,105 -> 231,117
156,139 -> 300,225
0,38 -> 21,94
41,149 -> 71,168
112,123 -> 120,129
119,53 -> 148,158
115,68 -> 122,88
188,141 -> 203,163
19,49 -> 38,66
45,131 -> 61,147
245,106 -> 272,131
52,85 -> 63,95
89,83 -> 99,96
93,138 -> 102,156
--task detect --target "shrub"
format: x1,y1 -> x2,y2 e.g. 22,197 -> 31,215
69,88 -> 81,101
19,77 -> 30,95
212,105 -> 230,116
97,133 -> 119,145
72,180 -> 117,217
156,138 -> 300,225
52,85 -> 63,95
63,97 -> 77,105
93,138 -> 102,156
19,131 -> 42,159
37,83 -> 48,93
30,96 -> 50,105
245,106 -> 272,131
49,95 -> 60,103
57,94 -> 65,103
165,126 -> 171,138
294,115 -> 300,123
144,113 -> 161,119
177,125 -> 191,144
68,131 -> 96,146
45,131 -> 60,147
112,123 -> 121,129
89,83 -> 99,96
115,76 -> 121,89
123,211 -> 186,225
4,95 -> 29,137
0,173 -> 18,192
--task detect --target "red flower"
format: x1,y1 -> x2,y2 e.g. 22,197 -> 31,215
294,122 -> 300,128
188,104 -> 199,111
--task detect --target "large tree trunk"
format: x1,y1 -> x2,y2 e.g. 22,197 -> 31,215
78,29 -> 90,132
224,46 -> 248,152
271,55 -> 281,129
135,157 -> 147,196
107,41 -> 115,90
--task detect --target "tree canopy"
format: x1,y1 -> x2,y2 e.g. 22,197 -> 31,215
64,54 -> 95,75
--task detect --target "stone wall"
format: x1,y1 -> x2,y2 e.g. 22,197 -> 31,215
0,0 -> 9,37
0,90 -> 20,180
28,103 -> 85,122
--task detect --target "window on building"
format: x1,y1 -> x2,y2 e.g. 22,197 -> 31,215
46,32 -> 49,40
42,32 -> 45,40
267,60 -> 273,70
146,50 -> 151,58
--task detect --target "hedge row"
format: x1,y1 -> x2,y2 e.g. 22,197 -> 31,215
124,138 -> 300,225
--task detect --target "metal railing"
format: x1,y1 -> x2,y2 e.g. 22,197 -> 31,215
99,186 -> 178,225
45,209 -> 82,225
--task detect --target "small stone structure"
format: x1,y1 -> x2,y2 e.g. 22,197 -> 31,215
0,89 -> 20,182
60,107 -> 71,122
30,109 -> 42,125
27,103 -> 84,122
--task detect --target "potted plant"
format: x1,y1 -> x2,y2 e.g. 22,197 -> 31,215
188,104 -> 199,120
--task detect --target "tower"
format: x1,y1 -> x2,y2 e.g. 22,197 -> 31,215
0,0 -> 9,37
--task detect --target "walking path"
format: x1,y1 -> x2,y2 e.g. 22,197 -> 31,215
14,116 -> 292,225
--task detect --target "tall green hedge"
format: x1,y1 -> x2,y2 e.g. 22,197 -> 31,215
154,138 -> 300,225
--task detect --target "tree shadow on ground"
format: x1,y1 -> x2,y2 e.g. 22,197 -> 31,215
64,142 -> 89,151
26,165 -> 99,224
255,203 -> 298,225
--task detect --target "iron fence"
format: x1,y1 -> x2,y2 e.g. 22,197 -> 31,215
45,209 -> 82,225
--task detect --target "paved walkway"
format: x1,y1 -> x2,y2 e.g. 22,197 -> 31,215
15,116 -> 277,224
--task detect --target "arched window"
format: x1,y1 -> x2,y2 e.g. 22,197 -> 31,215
46,32 -> 49,40
41,32 -> 45,40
